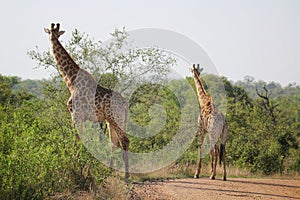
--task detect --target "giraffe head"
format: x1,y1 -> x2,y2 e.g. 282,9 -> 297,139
191,64 -> 204,77
44,23 -> 65,40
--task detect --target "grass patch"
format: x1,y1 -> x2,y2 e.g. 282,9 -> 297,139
46,176 -> 131,200
94,176 -> 131,200
128,163 -> 300,183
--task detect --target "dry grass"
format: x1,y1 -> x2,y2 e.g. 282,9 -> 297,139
46,176 -> 131,200
46,191 -> 94,200
128,163 -> 295,182
94,176 -> 131,200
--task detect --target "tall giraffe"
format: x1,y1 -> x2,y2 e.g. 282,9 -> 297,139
191,64 -> 228,181
44,23 -> 130,180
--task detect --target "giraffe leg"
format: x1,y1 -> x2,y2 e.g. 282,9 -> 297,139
119,134 -> 130,181
213,145 -> 218,179
222,144 -> 227,181
107,120 -> 130,180
107,123 -> 118,169
122,145 -> 129,181
221,122 -> 228,181
209,143 -> 218,180
195,115 -> 205,179
67,96 -> 73,113
72,114 -> 82,141
194,133 -> 205,178
209,148 -> 215,180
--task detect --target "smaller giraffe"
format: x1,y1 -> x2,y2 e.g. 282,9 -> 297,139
191,64 -> 228,181
44,23 -> 130,180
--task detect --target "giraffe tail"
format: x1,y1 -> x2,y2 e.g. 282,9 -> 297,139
219,144 -> 225,166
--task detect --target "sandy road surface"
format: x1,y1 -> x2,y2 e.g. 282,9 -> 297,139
131,178 -> 300,200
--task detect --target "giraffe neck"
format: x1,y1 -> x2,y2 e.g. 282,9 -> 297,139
50,37 -> 80,91
192,71 -> 213,110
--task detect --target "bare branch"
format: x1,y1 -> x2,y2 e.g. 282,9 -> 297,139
256,85 -> 278,126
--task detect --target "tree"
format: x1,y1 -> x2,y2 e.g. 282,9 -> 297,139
226,82 -> 299,174
256,85 -> 278,126
28,28 -> 176,96
0,74 -> 34,107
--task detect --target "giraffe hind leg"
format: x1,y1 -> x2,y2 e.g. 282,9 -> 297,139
119,132 -> 130,180
221,122 -> 228,181
107,121 -> 130,180
221,144 -> 227,181
107,123 -> 118,169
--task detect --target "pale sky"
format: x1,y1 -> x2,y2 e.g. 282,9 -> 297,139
0,0 -> 299,86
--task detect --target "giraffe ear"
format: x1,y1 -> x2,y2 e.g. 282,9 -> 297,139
44,28 -> 50,34
58,31 -> 65,36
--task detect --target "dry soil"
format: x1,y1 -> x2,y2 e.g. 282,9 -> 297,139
131,177 -> 300,200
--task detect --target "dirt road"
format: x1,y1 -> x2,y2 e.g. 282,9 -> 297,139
131,178 -> 300,200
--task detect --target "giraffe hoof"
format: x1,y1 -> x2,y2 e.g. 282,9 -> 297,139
210,176 -> 216,180
223,177 -> 227,181
194,175 -> 199,179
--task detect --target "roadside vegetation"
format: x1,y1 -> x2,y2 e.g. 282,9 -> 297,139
0,28 -> 299,199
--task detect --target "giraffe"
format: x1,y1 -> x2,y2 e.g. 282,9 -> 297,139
44,23 -> 130,180
191,64 -> 228,181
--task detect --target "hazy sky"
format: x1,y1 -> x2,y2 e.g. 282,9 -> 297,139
0,0 -> 299,86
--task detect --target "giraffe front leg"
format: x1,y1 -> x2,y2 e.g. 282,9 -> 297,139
194,133 -> 205,178
209,143 -> 219,180
121,136 -> 130,181
67,96 -> 73,113
195,115 -> 205,179
107,122 -> 121,171
210,144 -> 218,180
209,148 -> 215,180
122,147 -> 129,181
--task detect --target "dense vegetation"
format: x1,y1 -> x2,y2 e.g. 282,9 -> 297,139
0,29 -> 299,199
